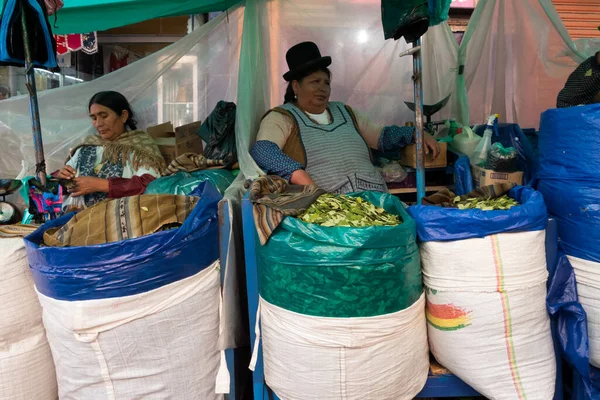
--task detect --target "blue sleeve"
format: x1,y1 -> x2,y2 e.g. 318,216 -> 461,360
251,140 -> 304,181
378,125 -> 415,153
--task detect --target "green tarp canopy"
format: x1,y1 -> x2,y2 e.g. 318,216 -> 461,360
0,0 -> 240,34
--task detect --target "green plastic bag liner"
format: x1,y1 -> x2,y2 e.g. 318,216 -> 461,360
258,191 -> 422,318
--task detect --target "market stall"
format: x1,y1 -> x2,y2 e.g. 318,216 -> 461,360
1,0 -> 599,398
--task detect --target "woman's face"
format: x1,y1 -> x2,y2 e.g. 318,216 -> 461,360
89,103 -> 128,141
293,70 -> 331,113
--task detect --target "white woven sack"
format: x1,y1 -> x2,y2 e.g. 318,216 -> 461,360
421,230 -> 556,400
569,256 -> 600,368
37,261 -> 224,400
0,238 -> 57,400
258,294 -> 429,400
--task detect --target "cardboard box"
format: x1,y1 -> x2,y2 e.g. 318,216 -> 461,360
148,121 -> 203,165
471,164 -> 523,187
400,142 -> 448,169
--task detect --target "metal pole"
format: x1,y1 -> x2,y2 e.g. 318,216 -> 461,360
412,39 -> 425,204
20,0 -> 47,186
402,40 -> 426,204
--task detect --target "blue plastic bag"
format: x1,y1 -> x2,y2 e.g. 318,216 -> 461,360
536,104 -> 600,398
24,182 -> 221,301
474,123 -> 539,184
453,153 -> 473,195
536,104 -> 600,263
0,0 -> 58,68
407,186 -> 547,242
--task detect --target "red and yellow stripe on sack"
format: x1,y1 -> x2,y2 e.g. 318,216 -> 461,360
426,301 -> 472,331
491,234 -> 527,400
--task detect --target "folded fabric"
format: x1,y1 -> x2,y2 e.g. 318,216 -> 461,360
249,175 -> 326,245
43,194 -> 199,247
164,152 -> 226,175
423,183 -> 516,207
0,224 -> 39,238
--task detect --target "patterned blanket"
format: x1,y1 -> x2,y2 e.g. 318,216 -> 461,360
43,194 -> 198,247
164,153 -> 226,175
249,176 -> 326,245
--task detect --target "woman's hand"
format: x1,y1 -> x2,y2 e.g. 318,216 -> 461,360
290,169 -> 315,186
423,133 -> 440,159
57,165 -> 76,180
70,177 -> 109,197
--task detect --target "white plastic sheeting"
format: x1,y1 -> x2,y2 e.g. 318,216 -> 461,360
421,230 -> 556,399
37,261 -> 224,400
259,294 -> 429,400
0,8 -> 243,177
422,0 -> 598,129
0,238 -> 57,400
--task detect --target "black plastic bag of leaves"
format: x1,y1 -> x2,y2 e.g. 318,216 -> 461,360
486,143 -> 519,172
381,0 -> 429,42
198,101 -> 237,167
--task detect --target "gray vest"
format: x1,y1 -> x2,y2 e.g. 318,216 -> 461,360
280,102 -> 387,194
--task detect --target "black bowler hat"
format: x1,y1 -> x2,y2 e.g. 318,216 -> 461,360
283,42 -> 332,82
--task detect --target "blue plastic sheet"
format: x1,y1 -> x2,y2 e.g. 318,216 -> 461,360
548,249 -> 600,400
407,186 -> 547,242
24,182 -> 222,301
474,123 -> 539,184
536,105 -> 600,263
452,152 -> 473,195
536,104 -> 600,398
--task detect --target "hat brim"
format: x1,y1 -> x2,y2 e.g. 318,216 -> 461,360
283,56 -> 332,82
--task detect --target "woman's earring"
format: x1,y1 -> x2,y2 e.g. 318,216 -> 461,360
294,93 -> 298,99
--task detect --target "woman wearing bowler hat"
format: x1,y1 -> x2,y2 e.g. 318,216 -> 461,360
250,41 -> 439,194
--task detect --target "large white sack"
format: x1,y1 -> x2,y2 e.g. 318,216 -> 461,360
37,261 -> 223,400
0,237 -> 57,400
569,256 -> 600,368
259,294 -> 429,400
421,230 -> 556,400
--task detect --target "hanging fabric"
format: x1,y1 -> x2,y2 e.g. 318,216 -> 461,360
0,0 -> 58,69
53,32 -> 98,56
54,33 -> 67,54
81,32 -> 97,54
66,33 -> 82,52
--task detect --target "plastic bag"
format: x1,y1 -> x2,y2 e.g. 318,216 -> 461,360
486,142 -> 519,172
198,101 -> 237,166
427,0 -> 451,27
258,191 -> 422,318
407,186 -> 547,242
0,0 -> 58,69
381,0 -> 429,42
474,123 -> 538,184
380,160 -> 408,183
24,181 -> 221,301
145,170 -> 234,196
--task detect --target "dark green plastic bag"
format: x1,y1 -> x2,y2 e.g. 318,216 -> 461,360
258,191 -> 422,318
381,0 -> 429,42
145,170 -> 234,196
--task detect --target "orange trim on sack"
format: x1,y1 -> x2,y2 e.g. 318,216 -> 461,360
492,235 -> 527,400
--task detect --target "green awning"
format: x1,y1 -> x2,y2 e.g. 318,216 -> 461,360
1,0 -> 240,34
